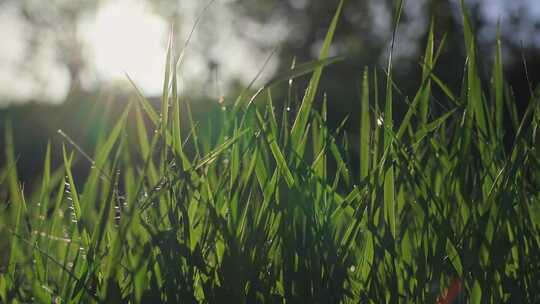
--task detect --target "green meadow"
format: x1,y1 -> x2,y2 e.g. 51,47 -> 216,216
1,1 -> 539,302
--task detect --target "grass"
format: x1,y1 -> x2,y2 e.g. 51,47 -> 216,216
1,1 -> 540,302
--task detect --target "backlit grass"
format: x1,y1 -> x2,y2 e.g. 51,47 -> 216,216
1,1 -> 539,302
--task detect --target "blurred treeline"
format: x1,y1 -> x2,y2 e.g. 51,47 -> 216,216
1,0 -> 540,186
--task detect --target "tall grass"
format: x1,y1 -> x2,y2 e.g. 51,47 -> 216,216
2,1 -> 540,302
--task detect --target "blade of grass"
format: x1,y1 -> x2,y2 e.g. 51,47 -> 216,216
360,68 -> 370,181
383,0 -> 404,240
290,0 -> 343,154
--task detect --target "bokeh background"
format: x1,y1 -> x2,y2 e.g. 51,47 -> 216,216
1,0 -> 540,184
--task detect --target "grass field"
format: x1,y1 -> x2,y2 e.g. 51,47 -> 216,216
1,1 -> 540,302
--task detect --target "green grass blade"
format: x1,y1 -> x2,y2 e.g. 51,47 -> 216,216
461,0 -> 488,136
420,20 -> 434,124
62,145 -> 90,249
290,0 -> 343,153
493,24 -> 504,139
265,56 -> 344,89
360,68 -> 370,180
383,0 -> 403,240
256,110 -> 295,187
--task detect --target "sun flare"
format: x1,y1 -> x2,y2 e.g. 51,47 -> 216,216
81,0 -> 167,95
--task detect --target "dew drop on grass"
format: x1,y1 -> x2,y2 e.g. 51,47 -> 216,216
376,116 -> 384,127
286,107 -> 291,112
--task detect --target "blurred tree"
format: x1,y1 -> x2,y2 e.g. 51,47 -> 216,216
1,0 -> 98,94
217,0 -> 540,123
2,0 -> 539,103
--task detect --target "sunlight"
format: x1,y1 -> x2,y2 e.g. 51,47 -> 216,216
81,0 -> 167,95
